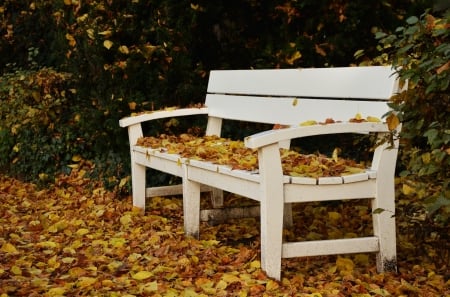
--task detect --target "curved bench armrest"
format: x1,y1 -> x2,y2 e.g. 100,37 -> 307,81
245,122 -> 391,149
119,107 -> 209,128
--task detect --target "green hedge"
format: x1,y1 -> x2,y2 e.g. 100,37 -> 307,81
373,10 -> 449,224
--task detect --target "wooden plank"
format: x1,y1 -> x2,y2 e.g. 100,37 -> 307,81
290,176 -> 317,185
186,165 -> 261,201
145,184 -> 214,197
206,94 -> 390,125
318,176 -> 343,185
133,151 -> 185,177
282,237 -> 379,258
284,180 -> 376,203
342,172 -> 369,183
200,205 -> 260,223
207,66 -> 399,99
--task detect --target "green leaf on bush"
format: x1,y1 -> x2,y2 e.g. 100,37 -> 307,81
406,16 -> 419,25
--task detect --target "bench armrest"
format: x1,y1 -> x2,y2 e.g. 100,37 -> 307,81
119,107 -> 209,128
244,122 -> 391,149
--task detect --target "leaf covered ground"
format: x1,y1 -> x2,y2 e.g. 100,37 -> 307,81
0,171 -> 448,297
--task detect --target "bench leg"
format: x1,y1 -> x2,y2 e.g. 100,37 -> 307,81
258,144 -> 284,280
210,188 -> 224,208
131,161 -> 147,211
260,196 -> 284,280
284,203 -> 293,228
372,179 -> 397,273
183,177 -> 201,239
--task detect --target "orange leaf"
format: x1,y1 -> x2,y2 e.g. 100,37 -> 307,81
386,113 -> 400,131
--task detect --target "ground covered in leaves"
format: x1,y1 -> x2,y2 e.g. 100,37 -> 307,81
0,172 -> 448,296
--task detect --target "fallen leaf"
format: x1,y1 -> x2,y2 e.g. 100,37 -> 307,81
300,120 -> 318,126
132,270 -> 153,280
1,242 -> 18,254
77,277 -> 97,288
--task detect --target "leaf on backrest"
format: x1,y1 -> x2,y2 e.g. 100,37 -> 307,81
386,113 -> 400,131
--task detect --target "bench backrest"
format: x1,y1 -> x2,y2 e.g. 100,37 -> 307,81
205,66 -> 400,126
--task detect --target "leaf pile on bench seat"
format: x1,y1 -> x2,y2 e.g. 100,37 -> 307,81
136,134 -> 365,178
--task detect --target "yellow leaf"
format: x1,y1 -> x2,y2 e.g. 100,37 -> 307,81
76,13 -> 88,23
76,228 -> 90,236
141,281 -> 158,292
65,33 -> 76,47
48,255 -> 60,269
402,183 -> 415,196
300,120 -> 318,126
69,267 -> 87,277
72,155 -> 82,162
249,260 -> 261,269
119,45 -> 129,54
39,173 -> 49,181
336,257 -> 354,272
47,220 -> 68,233
119,177 -> 129,188
354,254 -> 370,266
221,273 -> 240,283
120,214 -> 132,225
86,28 -> 95,40
132,270 -> 154,280
328,211 -> 341,221
11,265 -> 22,275
1,242 -> 18,254
103,40 -> 113,50
37,241 -> 59,249
77,277 -> 97,288
367,116 -> 381,122
61,257 -> 76,264
386,113 -> 400,131
107,260 -> 123,272
332,148 -> 341,162
266,279 -> 279,291
215,279 -> 228,290
286,51 -> 302,65
98,30 -> 112,36
110,237 -> 126,248
421,152 -> 431,164
45,287 -> 66,297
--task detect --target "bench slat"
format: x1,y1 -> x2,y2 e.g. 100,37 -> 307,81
282,237 -> 379,258
318,176 -> 344,185
284,180 -> 376,203
208,66 -> 398,100
342,172 -> 369,183
206,94 -> 390,125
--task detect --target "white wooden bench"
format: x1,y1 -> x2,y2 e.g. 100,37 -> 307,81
119,66 -> 402,280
